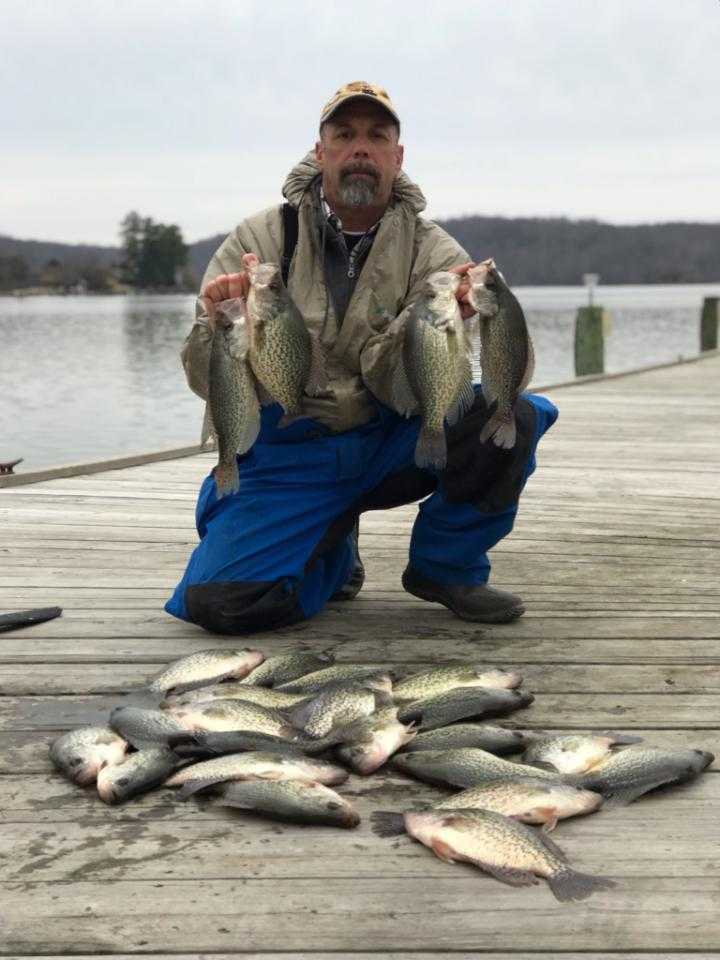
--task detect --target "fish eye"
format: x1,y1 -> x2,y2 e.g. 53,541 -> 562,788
70,756 -> 83,767
118,777 -> 129,787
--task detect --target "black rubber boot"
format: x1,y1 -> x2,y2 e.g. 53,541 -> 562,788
329,520 -> 365,602
401,566 -> 525,624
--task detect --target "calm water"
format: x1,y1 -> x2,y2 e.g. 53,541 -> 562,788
1,284 -> 718,472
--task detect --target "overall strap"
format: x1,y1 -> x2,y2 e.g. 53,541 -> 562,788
281,202 -> 299,286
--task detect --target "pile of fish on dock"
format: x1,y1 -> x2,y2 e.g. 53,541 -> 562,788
50,647 -> 714,903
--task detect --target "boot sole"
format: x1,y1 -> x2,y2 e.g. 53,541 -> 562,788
402,579 -> 525,624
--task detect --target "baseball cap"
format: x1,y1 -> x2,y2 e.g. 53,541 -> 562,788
320,81 -> 400,131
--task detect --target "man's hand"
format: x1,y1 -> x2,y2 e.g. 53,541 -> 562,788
201,272 -> 250,329
448,262 -> 477,321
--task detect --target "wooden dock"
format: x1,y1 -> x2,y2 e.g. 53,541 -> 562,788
1,353 -> 719,957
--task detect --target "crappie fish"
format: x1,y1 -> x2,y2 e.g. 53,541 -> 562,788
336,707 -> 417,775
467,259 -> 534,449
206,298 -> 260,497
393,271 -> 474,469
166,750 -> 348,792
96,747 -> 179,805
162,682 -> 308,712
398,686 -> 533,731
393,664 -> 522,703
244,255 -> 326,419
277,664 -> 390,694
206,778 -> 360,828
290,675 -> 393,739
168,730 -> 308,759
49,725 -> 127,786
376,808 -> 613,901
148,648 -> 265,695
402,723 -> 531,756
109,706 -> 187,749
171,698 -> 297,738
523,733 -> 643,776
569,745 -> 714,806
239,650 -> 335,688
435,778 -> 603,831
393,747 -> 559,789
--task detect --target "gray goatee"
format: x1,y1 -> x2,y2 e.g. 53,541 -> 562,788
339,174 -> 379,208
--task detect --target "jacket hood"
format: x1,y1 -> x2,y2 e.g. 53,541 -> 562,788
282,150 -> 426,215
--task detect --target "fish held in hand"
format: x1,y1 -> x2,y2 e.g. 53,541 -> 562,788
393,271 -> 475,469
398,686 -> 534,731
206,298 -> 260,497
400,808 -> 614,902
209,778 -> 361,828
50,726 -> 128,786
244,255 -> 327,419
96,747 -> 180,805
435,778 -> 603,831
568,745 -> 715,806
402,723 -> 531,756
393,664 -> 522,703
238,650 -> 335,688
393,747 -> 559,789
148,648 -> 265,695
523,733 -> 644,776
109,706 -> 187,749
468,259 -> 534,449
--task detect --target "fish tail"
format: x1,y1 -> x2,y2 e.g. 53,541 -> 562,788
547,867 -> 615,903
213,459 -> 240,497
415,428 -> 447,469
370,811 -> 407,838
480,410 -> 516,449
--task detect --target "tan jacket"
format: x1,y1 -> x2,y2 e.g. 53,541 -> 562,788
182,152 -> 469,433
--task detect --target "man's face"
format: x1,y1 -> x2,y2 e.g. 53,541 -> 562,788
315,101 -> 404,213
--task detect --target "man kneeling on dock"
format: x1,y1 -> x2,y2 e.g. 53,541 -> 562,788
165,82 -> 557,634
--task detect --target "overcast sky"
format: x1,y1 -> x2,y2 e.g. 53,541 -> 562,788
2,0 -> 719,244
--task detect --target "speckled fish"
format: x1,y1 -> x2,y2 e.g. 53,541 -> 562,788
336,707 -> 417,775
434,778 -> 603,831
393,747 -> 559,789
238,650 -> 335,688
402,723 -> 531,756
467,259 -> 534,449
161,682 -> 309,712
109,706 -> 188,749
171,698 -> 297,738
166,750 -> 348,791
203,778 -> 361,828
244,255 -> 326,420
393,271 -> 474,469
398,687 -> 534,731
374,808 -> 613,901
49,725 -> 128,786
276,664 -> 390,694
168,729 -> 308,759
148,648 -> 265,696
290,675 -> 394,739
393,664 -> 522,703
206,298 -> 260,497
568,745 -> 715,806
523,733 -> 644,776
96,747 -> 179,805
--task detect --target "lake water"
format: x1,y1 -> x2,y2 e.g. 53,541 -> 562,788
1,283 -> 718,472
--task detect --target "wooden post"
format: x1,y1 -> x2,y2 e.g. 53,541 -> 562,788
574,306 -> 606,376
701,297 -> 719,352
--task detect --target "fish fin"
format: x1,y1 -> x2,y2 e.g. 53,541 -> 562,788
305,333 -> 328,396
471,862 -> 539,888
213,460 -> 240,499
415,429 -> 447,470
601,780 -> 671,808
480,410 -> 516,450
370,811 -> 407,838
254,379 -> 276,406
527,759 -> 560,773
518,334 -> 535,393
391,358 -> 417,417
200,406 -> 216,447
534,807 -> 559,832
175,778 -> 226,801
604,732 -> 645,747
445,368 -> 475,427
535,827 -> 568,861
547,867 -> 615,903
430,837 -> 457,863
